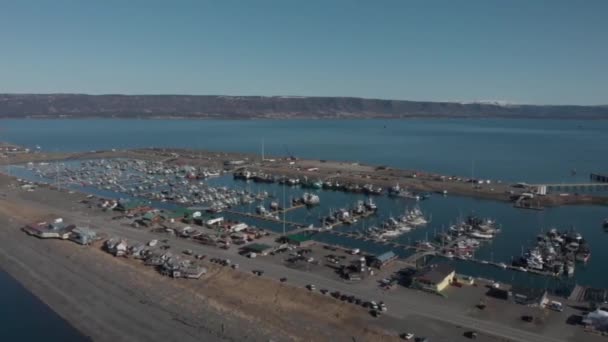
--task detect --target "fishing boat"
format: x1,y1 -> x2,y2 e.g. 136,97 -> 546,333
388,183 -> 420,200
399,206 -> 428,227
468,231 -> 494,240
364,198 -> 378,212
301,192 -> 320,206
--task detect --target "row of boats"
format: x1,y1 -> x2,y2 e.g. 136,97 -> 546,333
365,207 -> 429,240
234,170 -> 431,198
434,215 -> 501,259
28,159 -> 267,212
321,199 -> 379,226
513,228 -> 591,277
255,192 -> 322,220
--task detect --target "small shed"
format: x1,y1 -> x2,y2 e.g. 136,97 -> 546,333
70,226 -> 98,245
371,250 -> 398,268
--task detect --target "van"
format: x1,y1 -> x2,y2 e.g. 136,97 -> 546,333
547,301 -> 563,312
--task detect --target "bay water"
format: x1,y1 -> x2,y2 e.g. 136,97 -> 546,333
1,118 -> 608,338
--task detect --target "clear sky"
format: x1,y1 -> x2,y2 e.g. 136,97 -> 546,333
0,0 -> 606,105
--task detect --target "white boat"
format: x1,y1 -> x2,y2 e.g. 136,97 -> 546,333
302,192 -> 320,206
364,198 -> 378,211
399,206 -> 428,227
379,230 -> 402,239
468,231 -> 494,239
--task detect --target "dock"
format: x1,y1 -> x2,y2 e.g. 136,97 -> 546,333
269,204 -> 306,215
223,210 -> 306,228
590,173 -> 608,183
513,195 -> 544,211
531,182 -> 608,193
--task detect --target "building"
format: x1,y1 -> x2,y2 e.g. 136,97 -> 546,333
137,210 -> 164,226
240,243 -> 274,256
509,286 -> 548,306
412,264 -> 456,293
115,198 -> 149,213
371,250 -> 398,268
129,243 -> 148,259
281,233 -> 315,247
162,208 -> 198,223
22,221 -> 74,239
69,226 -> 98,245
104,238 -> 128,257
159,257 -> 207,279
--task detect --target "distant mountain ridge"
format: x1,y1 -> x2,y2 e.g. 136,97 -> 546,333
1,94 -> 607,119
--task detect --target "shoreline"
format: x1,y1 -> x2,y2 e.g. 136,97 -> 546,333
2,146 -> 607,208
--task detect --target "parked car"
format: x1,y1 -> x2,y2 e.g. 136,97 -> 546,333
522,315 -> 534,322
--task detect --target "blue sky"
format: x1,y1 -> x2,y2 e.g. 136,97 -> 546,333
0,0 -> 606,105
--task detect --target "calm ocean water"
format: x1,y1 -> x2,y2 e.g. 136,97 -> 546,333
1,118 -> 608,337
0,269 -> 90,341
2,118 -> 608,183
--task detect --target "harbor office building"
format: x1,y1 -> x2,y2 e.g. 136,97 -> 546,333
412,264 -> 456,293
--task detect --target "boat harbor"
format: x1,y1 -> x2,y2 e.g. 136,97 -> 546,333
3,152 -> 607,292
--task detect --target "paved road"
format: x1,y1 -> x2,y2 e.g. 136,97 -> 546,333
81,214 -> 566,342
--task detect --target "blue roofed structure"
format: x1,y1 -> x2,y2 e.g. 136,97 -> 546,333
372,250 -> 397,268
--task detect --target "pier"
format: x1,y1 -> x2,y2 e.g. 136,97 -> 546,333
590,173 -> 608,183
532,182 -> 608,193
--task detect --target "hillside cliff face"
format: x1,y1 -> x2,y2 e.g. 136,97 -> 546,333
1,94 -> 606,119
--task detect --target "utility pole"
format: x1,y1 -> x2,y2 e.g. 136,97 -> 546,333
471,159 -> 475,188
282,182 -> 286,236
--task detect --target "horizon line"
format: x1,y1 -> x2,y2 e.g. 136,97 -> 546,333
1,93 -> 607,107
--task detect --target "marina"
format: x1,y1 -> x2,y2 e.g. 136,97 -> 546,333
4,2 -> 608,339
6,152 -> 608,291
